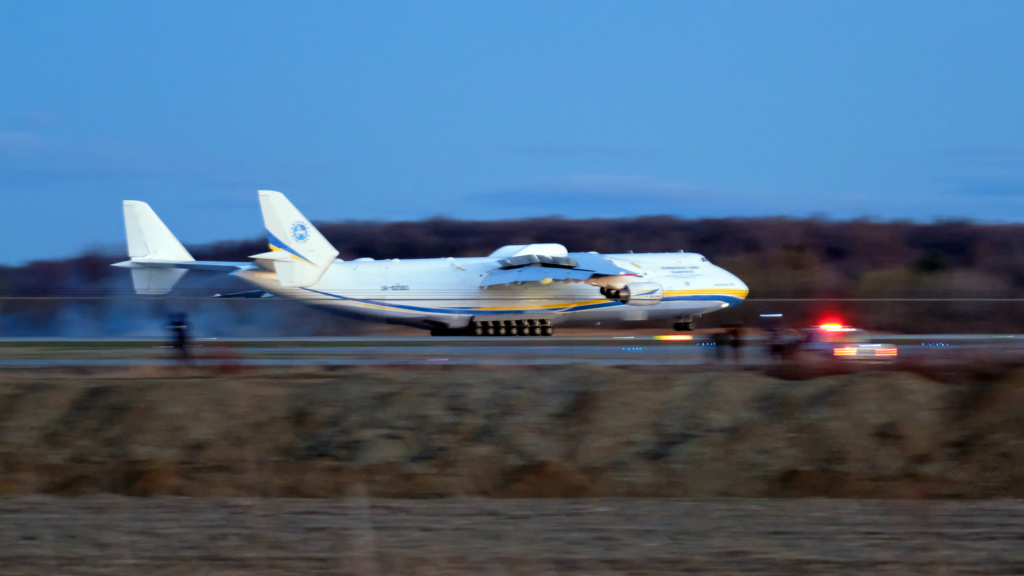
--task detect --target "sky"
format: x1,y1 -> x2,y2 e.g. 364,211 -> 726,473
2,0 -> 1023,265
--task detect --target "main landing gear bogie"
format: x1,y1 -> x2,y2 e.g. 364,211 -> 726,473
432,319 -> 556,337
674,319 -> 697,332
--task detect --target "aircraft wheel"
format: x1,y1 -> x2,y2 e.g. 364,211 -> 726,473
674,321 -> 696,332
485,325 -> 495,336
497,325 -> 507,336
543,326 -> 554,336
532,326 -> 543,336
508,325 -> 518,336
473,324 -> 484,336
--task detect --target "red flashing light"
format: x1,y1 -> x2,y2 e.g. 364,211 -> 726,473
817,316 -> 845,330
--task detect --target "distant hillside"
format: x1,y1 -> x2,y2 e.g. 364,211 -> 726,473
3,217 -> 1024,336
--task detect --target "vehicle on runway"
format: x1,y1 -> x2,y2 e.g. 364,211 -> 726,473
113,191 -> 749,336
801,323 -> 898,360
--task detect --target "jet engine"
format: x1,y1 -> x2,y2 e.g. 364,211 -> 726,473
600,282 -> 664,306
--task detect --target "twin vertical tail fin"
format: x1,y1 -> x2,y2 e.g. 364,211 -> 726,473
113,191 -> 339,294
117,201 -> 195,294
254,190 -> 339,287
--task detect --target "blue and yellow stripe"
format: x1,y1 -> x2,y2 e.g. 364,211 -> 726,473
267,230 -> 316,265
299,287 -> 748,316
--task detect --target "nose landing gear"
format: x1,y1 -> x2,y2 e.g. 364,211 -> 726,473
674,317 -> 696,332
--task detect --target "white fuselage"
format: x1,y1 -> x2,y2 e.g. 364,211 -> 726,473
235,252 -> 748,329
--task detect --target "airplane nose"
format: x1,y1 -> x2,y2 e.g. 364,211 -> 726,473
730,273 -> 749,301
735,275 -> 749,299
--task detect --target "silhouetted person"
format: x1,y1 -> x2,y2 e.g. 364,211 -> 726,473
711,330 -> 729,362
767,328 -> 785,361
167,312 -> 191,362
728,326 -> 743,363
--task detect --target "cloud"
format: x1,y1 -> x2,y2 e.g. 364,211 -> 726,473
0,130 -> 48,159
942,145 -> 1024,168
458,173 -> 715,219
0,129 -> 165,183
942,178 -> 1024,199
9,111 -> 59,131
520,173 -> 701,197
507,142 -> 652,158
0,125 -> 327,189
932,145 -> 1024,201
935,145 -> 1024,176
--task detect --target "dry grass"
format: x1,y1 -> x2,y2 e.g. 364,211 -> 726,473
0,364 -> 1023,500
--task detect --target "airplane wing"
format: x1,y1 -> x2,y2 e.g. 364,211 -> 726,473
480,252 -> 637,287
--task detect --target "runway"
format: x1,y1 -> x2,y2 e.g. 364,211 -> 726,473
3,334 -> 1024,368
4,496 -> 1023,575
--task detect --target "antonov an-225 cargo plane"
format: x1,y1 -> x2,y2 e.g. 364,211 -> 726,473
113,190 -> 748,336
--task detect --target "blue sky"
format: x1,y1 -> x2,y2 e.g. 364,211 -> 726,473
2,1 -> 1023,264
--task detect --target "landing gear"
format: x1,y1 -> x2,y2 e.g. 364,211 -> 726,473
458,319 -> 555,337
599,287 -> 622,301
674,318 -> 696,332
519,320 -> 543,336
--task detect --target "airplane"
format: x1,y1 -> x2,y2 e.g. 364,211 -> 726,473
112,190 -> 749,336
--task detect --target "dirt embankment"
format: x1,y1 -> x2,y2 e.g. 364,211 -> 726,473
1,365 -> 1022,498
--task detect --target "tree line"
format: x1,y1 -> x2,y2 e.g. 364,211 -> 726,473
3,217 -> 1024,336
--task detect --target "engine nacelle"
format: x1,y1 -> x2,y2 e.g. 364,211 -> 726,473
601,282 -> 664,306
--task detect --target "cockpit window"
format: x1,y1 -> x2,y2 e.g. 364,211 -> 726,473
701,257 -> 708,262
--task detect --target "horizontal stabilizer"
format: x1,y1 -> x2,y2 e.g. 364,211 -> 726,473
249,251 -> 294,262
112,260 -> 254,272
214,290 -> 273,299
249,250 -> 293,271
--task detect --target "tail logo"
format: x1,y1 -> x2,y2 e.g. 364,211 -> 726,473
291,221 -> 310,243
